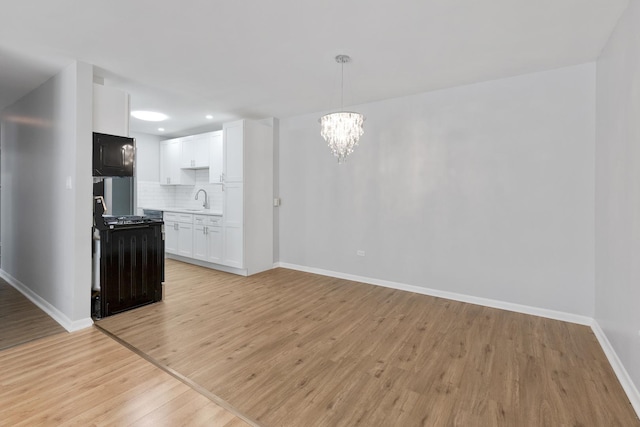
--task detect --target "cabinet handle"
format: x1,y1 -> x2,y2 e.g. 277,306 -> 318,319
205,226 -> 209,235
174,223 -> 178,231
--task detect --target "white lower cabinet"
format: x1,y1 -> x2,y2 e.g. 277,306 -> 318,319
206,226 -> 223,263
164,212 -> 193,257
222,225 -> 243,268
222,182 -> 243,268
193,215 -> 222,263
177,222 -> 193,257
193,224 -> 208,260
164,221 -> 178,254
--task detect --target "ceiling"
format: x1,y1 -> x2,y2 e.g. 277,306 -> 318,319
0,0 -> 629,137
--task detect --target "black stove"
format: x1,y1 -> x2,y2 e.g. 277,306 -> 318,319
94,214 -> 164,318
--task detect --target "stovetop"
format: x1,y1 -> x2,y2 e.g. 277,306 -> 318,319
102,215 -> 163,228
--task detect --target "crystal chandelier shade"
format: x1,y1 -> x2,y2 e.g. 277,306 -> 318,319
319,111 -> 365,163
319,55 -> 365,163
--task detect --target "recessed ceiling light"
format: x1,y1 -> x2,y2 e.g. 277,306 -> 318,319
131,110 -> 168,122
205,115 -> 213,119
158,127 -> 165,131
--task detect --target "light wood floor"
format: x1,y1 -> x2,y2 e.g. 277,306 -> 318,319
96,259 -> 640,426
0,277 -> 65,351
0,327 -> 249,426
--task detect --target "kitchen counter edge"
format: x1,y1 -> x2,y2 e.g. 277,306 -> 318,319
140,207 -> 223,216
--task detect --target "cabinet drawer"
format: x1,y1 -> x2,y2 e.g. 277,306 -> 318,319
164,212 -> 179,222
177,213 -> 194,223
195,214 -> 222,226
164,212 -> 193,223
207,216 -> 222,226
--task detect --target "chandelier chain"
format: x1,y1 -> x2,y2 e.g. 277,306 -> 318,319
341,59 -> 344,110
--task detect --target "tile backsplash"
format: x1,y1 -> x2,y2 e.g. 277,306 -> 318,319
137,181 -> 174,208
137,169 -> 223,211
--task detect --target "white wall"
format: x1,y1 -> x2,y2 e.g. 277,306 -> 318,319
595,0 -> 640,402
279,63 -> 595,317
0,61 -> 93,330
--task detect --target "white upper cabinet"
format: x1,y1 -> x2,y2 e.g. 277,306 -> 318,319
160,139 -> 179,185
208,131 -> 223,184
93,84 -> 130,137
180,136 -> 195,168
160,139 -> 195,186
181,134 -> 209,169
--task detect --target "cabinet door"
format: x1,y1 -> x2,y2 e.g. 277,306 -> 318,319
206,226 -> 223,263
223,182 -> 243,227
194,134 -> 210,167
193,224 -> 207,261
181,134 -> 210,168
164,221 -> 178,254
223,182 -> 243,267
180,136 -> 195,168
161,139 -> 195,185
160,140 -> 177,185
93,84 -> 130,136
223,225 -> 243,268
208,131 -> 223,184
177,222 -> 193,257
223,121 -> 243,183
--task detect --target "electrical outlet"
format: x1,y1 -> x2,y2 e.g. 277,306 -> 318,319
273,198 -> 281,207
357,250 -> 365,257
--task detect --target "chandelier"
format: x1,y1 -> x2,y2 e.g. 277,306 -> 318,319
319,55 -> 365,163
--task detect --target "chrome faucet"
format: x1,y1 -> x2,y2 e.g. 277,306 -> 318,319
195,189 -> 209,209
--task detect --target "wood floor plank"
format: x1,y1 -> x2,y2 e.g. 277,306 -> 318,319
0,328 -> 249,426
0,278 -> 65,350
95,259 -> 639,426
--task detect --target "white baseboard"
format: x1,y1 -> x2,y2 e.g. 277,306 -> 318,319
0,269 -> 93,332
591,321 -> 640,416
275,262 -> 592,325
166,254 -> 249,276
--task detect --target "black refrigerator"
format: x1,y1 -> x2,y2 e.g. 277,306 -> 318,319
94,177 -> 134,216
